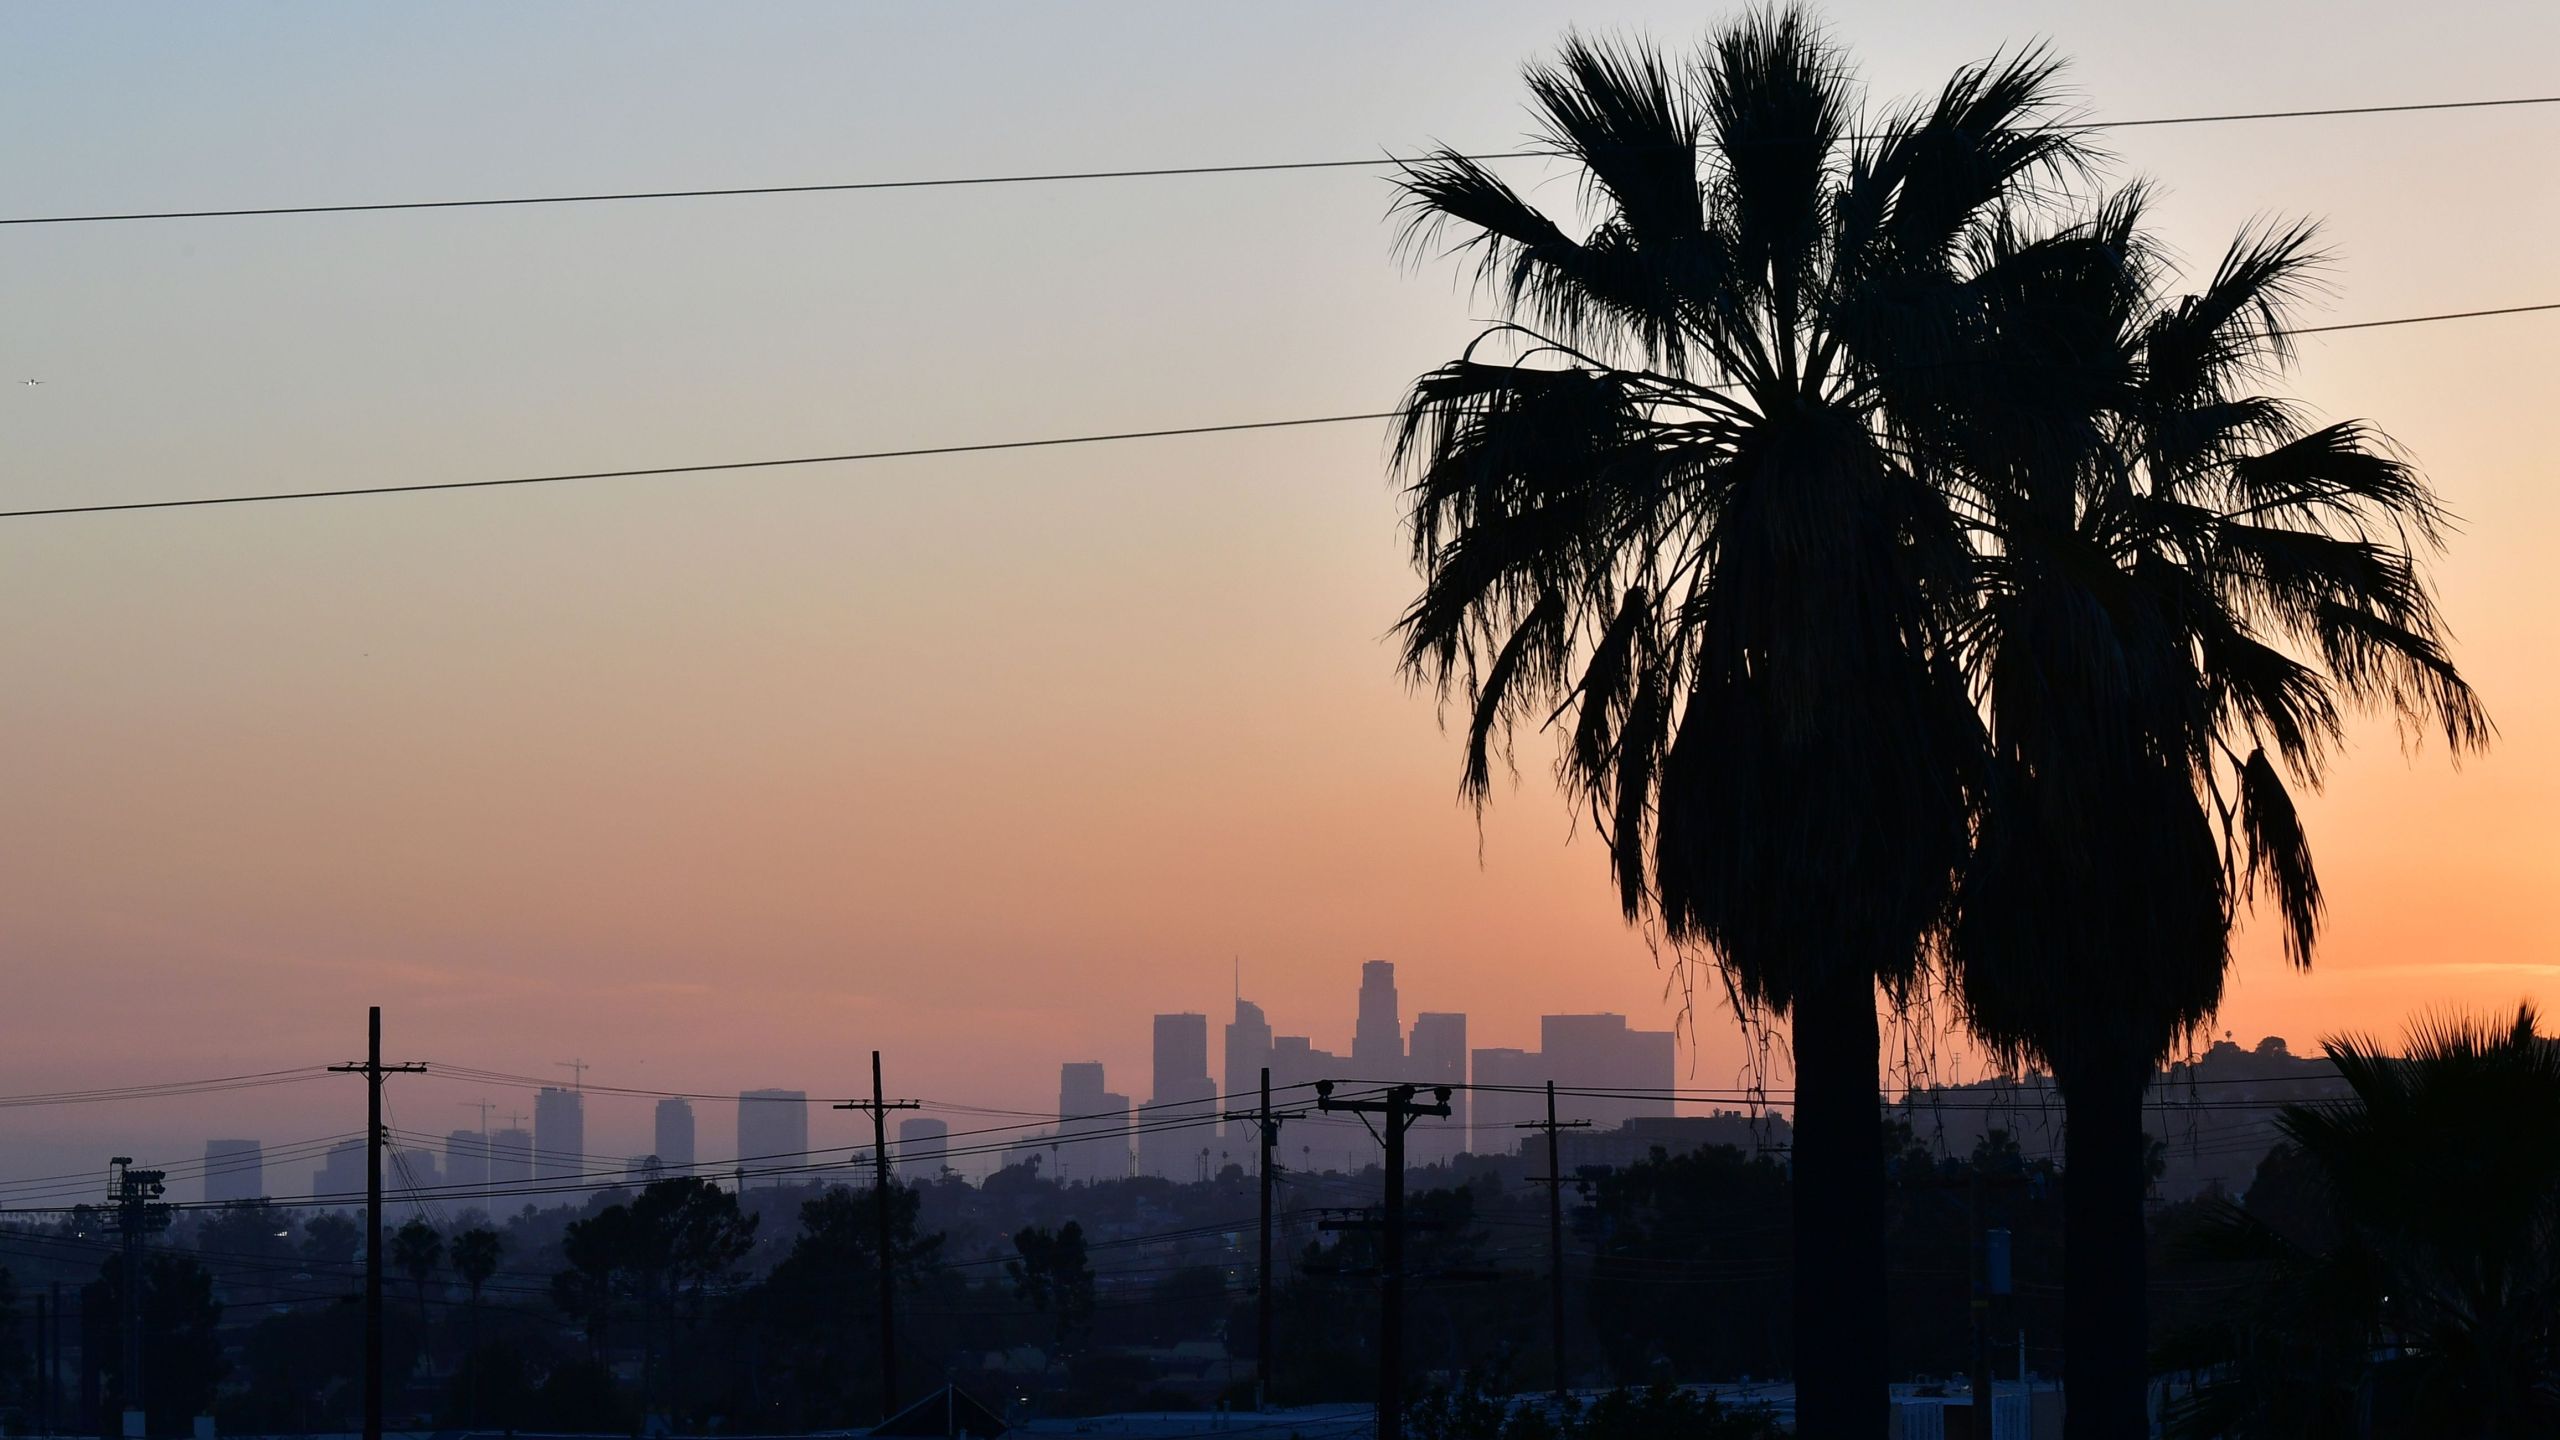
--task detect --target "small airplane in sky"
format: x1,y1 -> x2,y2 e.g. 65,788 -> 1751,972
19,378 -> 41,386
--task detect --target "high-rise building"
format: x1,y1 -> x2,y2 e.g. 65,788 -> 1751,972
1541,1013 -> 1677,1129
534,1087 -> 586,1185
1142,1014 -> 1216,1179
1469,1047 -> 1545,1155
1406,1012 -> 1469,1166
898,1117 -> 951,1182
391,1148 -> 442,1198
1269,1034 -> 1345,1099
737,1089 -> 810,1188
1223,998 -> 1273,1138
1054,1062 -> 1132,1182
488,1127 -> 535,1193
202,1139 -> 263,1204
313,1138 -> 367,1201
1354,961 -> 1405,1074
444,1130 -> 490,1194
654,1097 -> 697,1175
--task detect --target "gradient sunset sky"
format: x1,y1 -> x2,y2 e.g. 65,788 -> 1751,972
2,1 -> 2553,1185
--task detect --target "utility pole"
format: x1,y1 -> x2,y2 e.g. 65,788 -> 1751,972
332,1006 -> 424,1440
834,1050 -> 918,1420
1315,1080 -> 1450,1440
1223,1066 -> 1291,1410
1970,1168 -> 1992,1440
105,1157 -> 169,1438
1516,1081 -> 1591,1400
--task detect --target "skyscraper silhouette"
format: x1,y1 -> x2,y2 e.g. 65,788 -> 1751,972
1143,1013 -> 1216,1179
534,1086 -> 585,1186
654,1096 -> 697,1174
736,1089 -> 809,1188
1354,960 -> 1405,1074
488,1127 -> 534,1191
897,1117 -> 951,1182
1223,997 -> 1272,1138
443,1129 -> 489,1194
202,1139 -> 262,1204
1406,1012 -> 1468,1166
1056,1061 -> 1132,1181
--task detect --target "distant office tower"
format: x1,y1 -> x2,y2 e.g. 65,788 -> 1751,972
737,1090 -> 810,1188
654,1097 -> 697,1175
1541,1013 -> 1677,1129
534,1087 -> 586,1184
1060,1062 -> 1109,1121
391,1148 -> 442,1202
202,1139 -> 263,1204
1269,1034 -> 1345,1100
313,1138 -> 368,1201
1406,1012 -> 1469,1166
1142,1013 -> 1217,1179
444,1130 -> 490,1194
1223,998 -> 1273,1138
1469,1047 -> 1544,1156
1056,1062 -> 1130,1182
488,1127 -> 535,1192
898,1117 -> 951,1182
1354,961 -> 1405,1074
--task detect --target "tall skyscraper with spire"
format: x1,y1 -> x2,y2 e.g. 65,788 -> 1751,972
1223,996 -> 1273,1138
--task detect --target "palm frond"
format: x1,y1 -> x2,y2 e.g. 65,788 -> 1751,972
2237,747 -> 2321,968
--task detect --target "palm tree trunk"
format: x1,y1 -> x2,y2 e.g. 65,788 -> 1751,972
2061,1065 -> 2150,1440
1790,968 -> 1888,1438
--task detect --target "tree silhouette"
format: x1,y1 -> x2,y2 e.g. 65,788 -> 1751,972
1947,205 -> 2487,1436
2165,1006 -> 2560,1436
389,1218 -> 443,1375
1387,13 -> 2082,1427
1009,1221 -> 1096,1356
448,1227 -> 503,1423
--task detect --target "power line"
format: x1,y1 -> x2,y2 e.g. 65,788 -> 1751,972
5,297 -> 2552,524
2,95 -> 2551,227
0,412 -> 1398,521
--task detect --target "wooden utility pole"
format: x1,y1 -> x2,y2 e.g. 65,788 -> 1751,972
1223,1066 -> 1291,1409
1516,1081 -> 1591,1399
332,1007 -> 423,1440
835,1050 -> 919,1420
1315,1081 -> 1450,1440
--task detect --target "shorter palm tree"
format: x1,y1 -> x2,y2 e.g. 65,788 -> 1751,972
2165,1005 -> 2560,1437
450,1227 -> 503,1423
388,1218 -> 443,1375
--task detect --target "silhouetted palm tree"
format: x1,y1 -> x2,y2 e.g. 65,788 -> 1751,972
1950,212 -> 2489,1437
2164,1006 -> 2560,1437
1389,14 -> 2082,1428
450,1226 -> 502,1420
389,1217 -> 444,1374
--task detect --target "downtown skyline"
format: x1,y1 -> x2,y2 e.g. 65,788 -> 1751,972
2,3 -> 2552,1207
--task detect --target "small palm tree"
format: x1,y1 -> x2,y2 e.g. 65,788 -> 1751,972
2165,1006 -> 2560,1437
1950,210 -> 2488,1436
1389,12 -> 2083,1429
388,1218 -> 443,1375
450,1227 -> 503,1423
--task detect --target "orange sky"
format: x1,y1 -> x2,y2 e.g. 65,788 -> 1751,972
0,2 -> 2552,1181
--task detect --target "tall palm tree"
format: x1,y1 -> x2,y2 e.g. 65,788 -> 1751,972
1389,14 -> 2082,1429
2164,1006 -> 2560,1437
1949,211 -> 2490,1437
